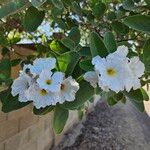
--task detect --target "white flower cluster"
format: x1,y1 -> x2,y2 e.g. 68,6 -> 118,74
84,45 -> 145,93
11,58 -> 79,109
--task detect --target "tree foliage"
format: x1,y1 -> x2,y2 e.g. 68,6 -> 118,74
0,0 -> 150,133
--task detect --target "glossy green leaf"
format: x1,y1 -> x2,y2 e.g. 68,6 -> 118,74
23,6 -> 45,32
0,89 -> 31,113
143,38 -> 150,72
53,106 -> 69,134
107,97 -> 117,106
111,21 -> 129,35
68,27 -> 81,46
54,18 -> 68,30
61,0 -> 72,6
51,6 -> 64,16
33,106 -> 54,115
78,109 -> 84,120
124,89 -> 145,112
71,1 -> 82,15
78,47 -> 91,57
57,51 -> 80,76
61,38 -> 75,50
104,32 -> 117,53
90,32 -> 108,57
123,0 -> 135,10
92,2 -> 106,18
52,0 -> 64,9
0,0 -> 29,19
123,15 -> 150,33
79,59 -> 93,71
30,0 -> 47,7
141,88 -> 149,101
0,59 -> 11,78
107,11 -> 116,21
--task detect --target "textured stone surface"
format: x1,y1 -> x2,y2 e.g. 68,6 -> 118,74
56,101 -> 150,150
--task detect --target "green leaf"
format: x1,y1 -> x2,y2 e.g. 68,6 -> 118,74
50,40 -> 68,54
0,89 -> 30,113
0,59 -> 11,78
53,106 -> 69,134
144,0 -> 150,5
111,21 -> 129,35
62,0 -> 72,6
79,59 -> 93,71
71,1 -> 82,15
11,59 -> 22,66
51,0 -> 64,9
104,32 -> 117,53
68,27 -> 81,46
33,106 -> 54,115
61,81 -> 94,110
78,109 -> 84,120
72,63 -> 83,79
107,11 -> 116,21
54,18 -> 68,30
78,47 -> 91,57
0,0 -> 29,19
143,38 -> 150,72
23,6 -> 45,32
107,97 -> 117,106
57,51 -> 80,76
141,88 -> 149,101
61,38 -> 75,50
61,0 -> 72,6
30,0 -> 47,7
123,0 -> 136,10
90,32 -> 108,57
123,15 -> 150,33
92,2 -> 106,18
51,6 -> 64,16
124,89 -> 145,112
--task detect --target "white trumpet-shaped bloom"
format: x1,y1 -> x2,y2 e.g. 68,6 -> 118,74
128,56 -> 145,90
30,58 -> 56,75
92,45 -> 145,93
11,57 -> 80,109
129,56 -> 145,78
109,45 -> 129,59
83,71 -> 98,88
25,84 -> 60,109
58,77 -> 79,103
11,75 -> 32,102
37,70 -> 64,92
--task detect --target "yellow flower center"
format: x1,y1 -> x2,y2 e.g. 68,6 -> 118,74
45,79 -> 52,85
107,68 -> 116,77
39,89 -> 47,96
61,84 -> 65,90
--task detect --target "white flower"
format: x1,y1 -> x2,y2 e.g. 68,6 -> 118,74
128,56 -> 145,90
92,45 -> 145,93
11,75 -> 32,102
115,45 -> 128,58
83,71 -> 98,88
129,57 -> 145,78
37,69 -> 64,92
58,77 -> 79,103
25,84 -> 60,109
92,53 -> 132,93
30,58 -> 56,75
